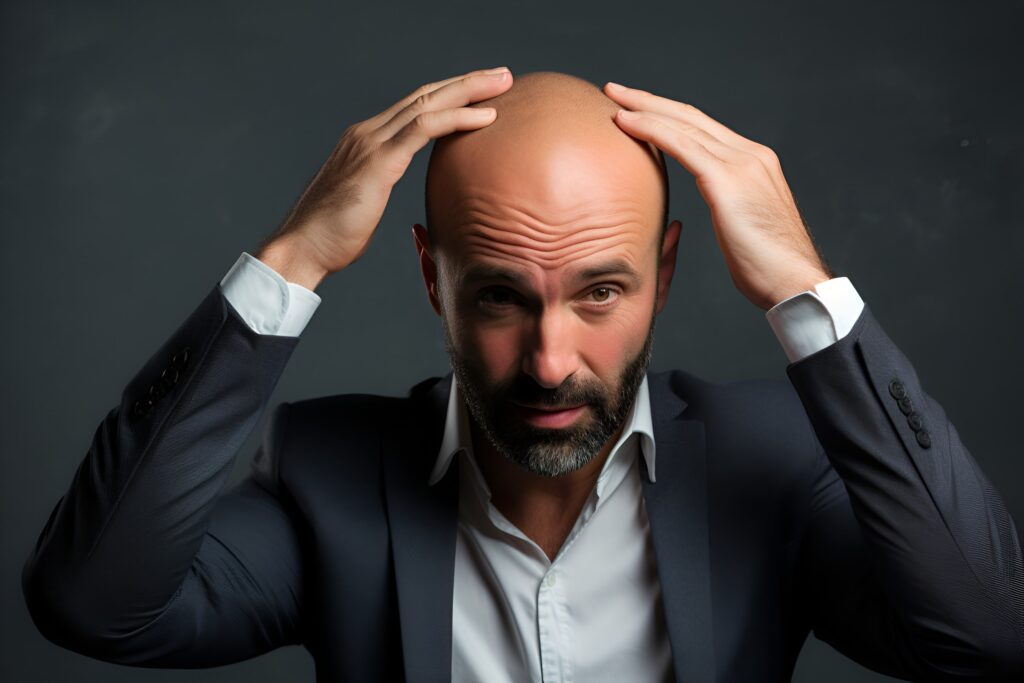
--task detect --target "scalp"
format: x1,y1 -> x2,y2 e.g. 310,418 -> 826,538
424,70 -> 668,251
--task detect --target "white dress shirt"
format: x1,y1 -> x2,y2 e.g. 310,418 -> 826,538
218,251 -> 865,681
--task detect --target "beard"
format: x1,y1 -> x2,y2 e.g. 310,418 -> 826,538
441,309 -> 656,478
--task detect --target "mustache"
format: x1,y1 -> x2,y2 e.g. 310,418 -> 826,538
499,375 -> 605,408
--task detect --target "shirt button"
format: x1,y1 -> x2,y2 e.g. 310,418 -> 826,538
546,573 -> 557,587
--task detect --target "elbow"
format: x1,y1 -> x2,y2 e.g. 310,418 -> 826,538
22,554 -> 88,653
986,631 -> 1024,678
21,551 -> 119,659
915,626 -> 1024,680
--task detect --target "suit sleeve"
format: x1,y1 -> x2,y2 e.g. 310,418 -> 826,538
21,282 -> 308,667
786,301 -> 1024,680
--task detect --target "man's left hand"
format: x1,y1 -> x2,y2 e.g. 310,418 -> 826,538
604,81 -> 831,311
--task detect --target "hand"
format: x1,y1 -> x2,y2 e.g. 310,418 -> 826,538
603,81 -> 832,311
257,66 -> 514,290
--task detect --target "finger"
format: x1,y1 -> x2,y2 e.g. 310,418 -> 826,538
604,82 -> 760,153
382,106 -> 499,164
614,109 -> 741,176
375,70 -> 512,140
363,67 -> 509,130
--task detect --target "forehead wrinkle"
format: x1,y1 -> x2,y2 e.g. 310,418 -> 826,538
459,215 -> 648,247
462,236 -> 640,274
461,223 -> 645,255
455,187 -> 651,229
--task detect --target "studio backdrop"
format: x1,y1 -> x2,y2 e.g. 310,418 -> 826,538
2,1 -> 1022,682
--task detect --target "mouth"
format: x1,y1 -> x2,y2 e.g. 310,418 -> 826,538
510,401 -> 590,428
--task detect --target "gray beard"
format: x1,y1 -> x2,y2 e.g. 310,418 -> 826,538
441,311 -> 656,478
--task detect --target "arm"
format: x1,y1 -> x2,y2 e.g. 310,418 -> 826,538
21,257 -> 312,666
598,78 -> 1023,678
22,67 -> 517,666
785,296 -> 1024,679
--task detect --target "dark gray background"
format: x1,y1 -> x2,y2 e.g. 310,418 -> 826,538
2,0 -> 1021,680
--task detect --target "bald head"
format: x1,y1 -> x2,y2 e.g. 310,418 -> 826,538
423,71 -> 669,255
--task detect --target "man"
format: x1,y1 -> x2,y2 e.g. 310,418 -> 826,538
21,68 -> 1024,682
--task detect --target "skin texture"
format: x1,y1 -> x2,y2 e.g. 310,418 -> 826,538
412,72 -> 683,560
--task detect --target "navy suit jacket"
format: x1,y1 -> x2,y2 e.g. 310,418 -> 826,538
22,283 -> 1024,681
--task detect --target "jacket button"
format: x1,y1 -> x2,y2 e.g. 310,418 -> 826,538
889,379 -> 907,400
907,412 -> 924,431
133,398 -> 153,419
160,367 -> 179,388
171,347 -> 191,370
916,430 -> 932,448
898,396 -> 914,415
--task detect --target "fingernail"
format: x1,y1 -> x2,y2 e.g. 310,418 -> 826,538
488,71 -> 508,80
607,81 -> 626,92
618,109 -> 639,120
484,66 -> 510,74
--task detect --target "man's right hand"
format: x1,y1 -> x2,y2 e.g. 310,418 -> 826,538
255,66 -> 514,290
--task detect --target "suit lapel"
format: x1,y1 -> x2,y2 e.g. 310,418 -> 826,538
382,372 -> 716,682
383,373 -> 458,683
642,374 -> 716,682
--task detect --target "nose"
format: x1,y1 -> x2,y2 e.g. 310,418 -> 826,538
520,308 -> 581,390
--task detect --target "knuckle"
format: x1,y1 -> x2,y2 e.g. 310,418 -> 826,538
741,152 -> 763,168
760,145 -> 780,164
339,121 -> 359,139
413,91 -> 433,111
410,82 -> 434,100
412,110 -> 435,130
685,104 -> 707,119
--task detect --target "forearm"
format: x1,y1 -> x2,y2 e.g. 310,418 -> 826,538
788,304 -> 1024,676
22,283 -> 299,643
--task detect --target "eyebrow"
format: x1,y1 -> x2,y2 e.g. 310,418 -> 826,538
460,259 -> 643,288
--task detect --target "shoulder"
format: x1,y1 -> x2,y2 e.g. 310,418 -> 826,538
254,375 -> 446,488
284,375 -> 442,436
649,368 -> 821,479
650,368 -> 809,424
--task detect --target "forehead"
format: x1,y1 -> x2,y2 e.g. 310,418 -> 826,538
438,137 -> 655,246
446,186 -> 654,284
430,102 -> 663,286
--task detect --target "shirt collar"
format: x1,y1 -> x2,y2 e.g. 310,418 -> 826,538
427,374 -> 656,487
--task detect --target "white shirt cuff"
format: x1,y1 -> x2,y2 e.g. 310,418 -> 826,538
218,252 -> 322,337
765,276 -> 865,363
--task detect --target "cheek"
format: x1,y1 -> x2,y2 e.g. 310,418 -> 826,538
578,306 -> 649,381
446,313 -> 520,384
468,325 -> 522,383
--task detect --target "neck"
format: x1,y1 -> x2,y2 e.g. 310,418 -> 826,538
469,414 -> 626,560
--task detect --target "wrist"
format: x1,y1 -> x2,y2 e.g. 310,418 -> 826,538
766,268 -> 832,310
255,233 -> 329,291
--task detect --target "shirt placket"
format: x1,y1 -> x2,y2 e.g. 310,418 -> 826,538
538,562 -> 577,683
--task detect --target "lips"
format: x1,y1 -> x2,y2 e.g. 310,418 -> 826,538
513,402 -> 585,412
510,401 -> 590,428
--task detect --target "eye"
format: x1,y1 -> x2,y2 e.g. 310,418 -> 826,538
477,285 -> 621,311
584,286 -> 620,307
478,286 -> 521,308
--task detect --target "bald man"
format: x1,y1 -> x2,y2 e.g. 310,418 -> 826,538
23,68 -> 1024,683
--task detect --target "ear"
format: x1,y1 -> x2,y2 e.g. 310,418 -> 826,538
655,219 -> 682,315
412,223 -> 443,316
